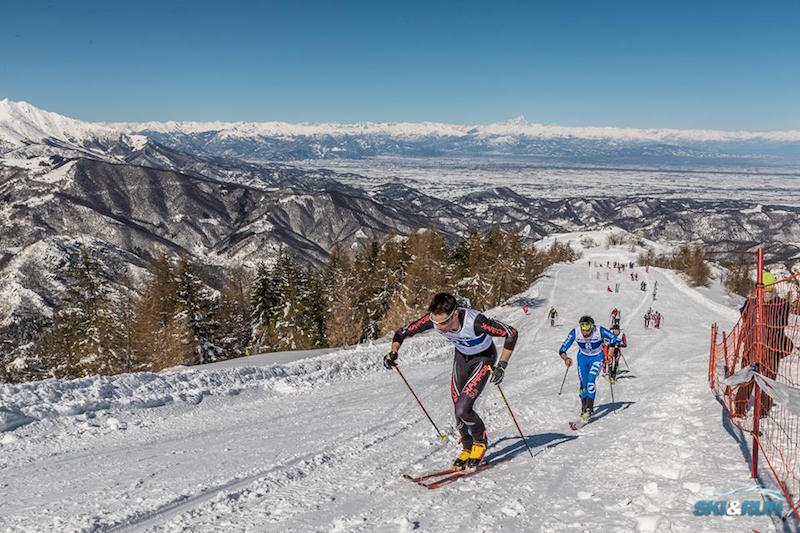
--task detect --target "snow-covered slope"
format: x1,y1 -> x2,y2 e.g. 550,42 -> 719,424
0,238 -> 790,532
0,99 -> 117,147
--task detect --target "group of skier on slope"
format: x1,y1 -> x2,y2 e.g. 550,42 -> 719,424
382,287 -> 629,472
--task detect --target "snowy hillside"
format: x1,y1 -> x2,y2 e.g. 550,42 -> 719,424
0,235 -> 790,532
0,99 -> 116,147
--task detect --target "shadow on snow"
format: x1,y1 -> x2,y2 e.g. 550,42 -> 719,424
486,431 -> 577,462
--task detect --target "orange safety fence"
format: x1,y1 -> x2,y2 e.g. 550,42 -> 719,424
709,254 -> 800,521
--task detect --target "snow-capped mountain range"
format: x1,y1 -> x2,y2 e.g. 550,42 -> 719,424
109,113 -> 800,143
4,99 -> 800,163
2,98 -> 799,366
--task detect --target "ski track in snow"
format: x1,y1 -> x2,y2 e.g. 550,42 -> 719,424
0,243 -> 795,532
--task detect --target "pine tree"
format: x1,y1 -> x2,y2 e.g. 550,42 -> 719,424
115,286 -> 140,373
174,256 -> 222,365
322,242 -> 361,347
271,251 -> 302,349
132,254 -> 189,371
483,230 -> 525,306
36,245 -> 125,378
724,252 -> 755,296
364,236 -> 409,340
299,267 -> 326,348
687,243 -> 711,286
452,229 -> 492,309
218,265 -> 253,359
351,239 -> 382,341
250,261 -> 282,352
381,228 -> 449,333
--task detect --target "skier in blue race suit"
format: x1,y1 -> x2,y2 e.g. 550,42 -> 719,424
558,315 -> 622,421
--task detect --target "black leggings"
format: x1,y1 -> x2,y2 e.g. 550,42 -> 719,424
609,346 -> 621,374
450,343 -> 497,447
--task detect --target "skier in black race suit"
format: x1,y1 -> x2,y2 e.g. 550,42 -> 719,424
383,292 -> 518,469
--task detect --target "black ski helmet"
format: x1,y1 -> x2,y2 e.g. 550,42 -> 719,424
579,315 -> 594,326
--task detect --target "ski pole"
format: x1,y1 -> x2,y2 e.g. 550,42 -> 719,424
393,366 -> 447,441
609,374 -> 616,414
557,366 -> 570,395
620,352 -> 630,371
489,367 -> 534,458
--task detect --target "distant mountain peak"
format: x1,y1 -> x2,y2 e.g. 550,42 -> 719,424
505,115 -> 528,126
0,99 -> 116,147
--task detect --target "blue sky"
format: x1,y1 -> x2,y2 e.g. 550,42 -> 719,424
2,0 -> 798,129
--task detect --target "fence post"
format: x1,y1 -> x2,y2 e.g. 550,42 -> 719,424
752,248 -> 764,479
721,330 -> 729,405
709,323 -> 717,387
722,331 -> 728,370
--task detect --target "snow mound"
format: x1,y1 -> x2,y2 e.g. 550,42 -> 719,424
0,338 -> 448,433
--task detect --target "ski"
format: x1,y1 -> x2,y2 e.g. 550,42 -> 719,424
403,467 -> 460,483
405,456 -> 514,489
569,418 -> 593,431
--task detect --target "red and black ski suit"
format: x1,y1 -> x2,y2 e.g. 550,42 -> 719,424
393,308 -> 518,448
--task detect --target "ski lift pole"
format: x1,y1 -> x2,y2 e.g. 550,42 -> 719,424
393,366 -> 447,441
489,367 -> 534,458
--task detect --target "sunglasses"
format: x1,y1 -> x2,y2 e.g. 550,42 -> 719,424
580,322 -> 594,332
430,308 -> 457,326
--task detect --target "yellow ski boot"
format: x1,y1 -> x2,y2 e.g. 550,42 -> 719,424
453,448 -> 471,470
465,442 -> 487,468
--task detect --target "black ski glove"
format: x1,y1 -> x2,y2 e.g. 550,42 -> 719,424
383,351 -> 398,369
490,360 -> 507,385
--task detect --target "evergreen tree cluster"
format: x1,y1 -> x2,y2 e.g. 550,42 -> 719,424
637,242 -> 711,286
11,228 -> 576,382
250,228 -> 576,350
723,252 -> 756,297
29,249 -> 250,380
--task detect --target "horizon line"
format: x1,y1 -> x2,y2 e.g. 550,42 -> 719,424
3,98 -> 800,142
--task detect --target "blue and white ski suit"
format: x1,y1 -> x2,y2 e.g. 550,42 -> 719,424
559,326 -> 622,400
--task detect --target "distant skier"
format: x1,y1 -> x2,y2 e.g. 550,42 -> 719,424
549,306 -> 558,327
643,310 -> 651,328
558,316 -> 623,422
609,308 -> 621,328
607,322 -> 627,384
522,304 -> 530,315
384,292 -> 518,469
